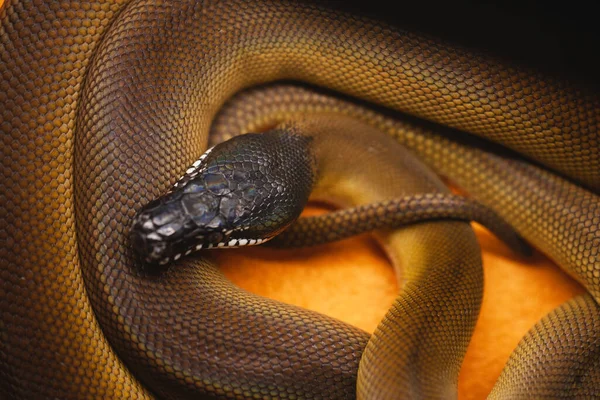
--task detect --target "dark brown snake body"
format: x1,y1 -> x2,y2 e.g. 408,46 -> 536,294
1,0 -> 599,399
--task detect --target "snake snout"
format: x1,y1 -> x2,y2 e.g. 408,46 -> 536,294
130,196 -> 196,265
129,220 -> 167,264
130,187 -> 238,265
129,200 -> 178,264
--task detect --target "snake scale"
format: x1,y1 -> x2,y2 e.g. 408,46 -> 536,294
1,0 -> 599,399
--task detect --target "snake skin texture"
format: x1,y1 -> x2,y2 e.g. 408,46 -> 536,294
211,83 -> 600,397
1,0 -> 599,399
269,191 -> 528,254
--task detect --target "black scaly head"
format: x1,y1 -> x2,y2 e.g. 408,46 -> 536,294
130,128 -> 315,265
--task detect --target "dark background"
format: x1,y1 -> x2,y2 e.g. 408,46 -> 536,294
314,0 -> 600,89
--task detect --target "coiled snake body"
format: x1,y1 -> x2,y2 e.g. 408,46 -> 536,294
1,0 -> 599,399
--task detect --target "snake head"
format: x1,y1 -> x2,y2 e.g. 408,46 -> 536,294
130,129 -> 315,266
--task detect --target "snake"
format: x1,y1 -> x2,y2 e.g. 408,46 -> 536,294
1,0 -> 599,399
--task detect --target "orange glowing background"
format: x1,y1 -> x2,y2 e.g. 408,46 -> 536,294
216,205 -> 583,399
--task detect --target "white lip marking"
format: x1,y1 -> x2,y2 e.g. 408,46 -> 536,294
192,156 -> 204,167
185,249 -> 192,255
248,239 -> 256,245
174,253 -> 181,261
173,147 -> 215,186
159,257 -> 170,265
228,239 -> 237,246
147,232 -> 161,241
196,147 -> 213,162
142,219 -> 154,230
217,242 -> 225,247
238,239 -> 248,246
225,230 -> 233,236
207,244 -> 214,249
195,244 -> 203,250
